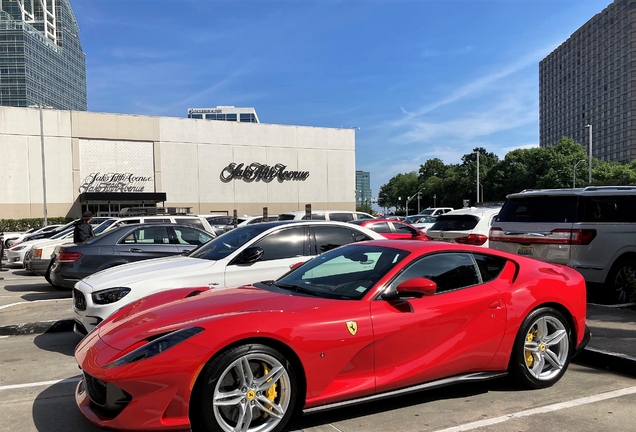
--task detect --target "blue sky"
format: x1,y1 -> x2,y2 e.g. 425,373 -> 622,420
72,0 -> 612,197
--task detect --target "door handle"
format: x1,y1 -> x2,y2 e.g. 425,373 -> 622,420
489,299 -> 502,309
129,248 -> 143,253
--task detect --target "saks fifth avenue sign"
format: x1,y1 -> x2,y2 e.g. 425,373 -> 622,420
78,172 -> 153,193
221,163 -> 310,182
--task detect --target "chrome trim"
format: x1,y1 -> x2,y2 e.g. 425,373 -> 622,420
302,371 -> 508,414
570,265 -> 603,271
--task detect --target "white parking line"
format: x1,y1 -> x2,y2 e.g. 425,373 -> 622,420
0,376 -> 81,391
0,299 -> 69,310
432,385 -> 636,432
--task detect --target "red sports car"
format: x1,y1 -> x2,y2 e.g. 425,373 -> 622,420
75,240 -> 589,432
348,219 -> 429,240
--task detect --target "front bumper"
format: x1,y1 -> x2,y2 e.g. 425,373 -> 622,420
27,258 -> 51,276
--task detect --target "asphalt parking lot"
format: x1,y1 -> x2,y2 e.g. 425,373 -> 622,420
2,262 -> 636,432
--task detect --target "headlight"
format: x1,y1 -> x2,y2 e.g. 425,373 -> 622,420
10,245 -> 25,251
32,248 -> 43,259
92,287 -> 131,304
105,327 -> 204,368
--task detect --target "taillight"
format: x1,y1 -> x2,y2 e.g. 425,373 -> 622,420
455,234 -> 488,245
489,228 -> 596,245
57,252 -> 82,263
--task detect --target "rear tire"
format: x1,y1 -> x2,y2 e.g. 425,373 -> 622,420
509,307 -> 572,389
605,257 -> 636,304
190,344 -> 297,432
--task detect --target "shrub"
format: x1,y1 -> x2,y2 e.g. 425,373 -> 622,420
0,217 -> 73,233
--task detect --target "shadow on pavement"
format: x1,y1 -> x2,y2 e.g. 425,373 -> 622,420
33,330 -> 83,357
32,378 -> 101,432
4,283 -> 58,293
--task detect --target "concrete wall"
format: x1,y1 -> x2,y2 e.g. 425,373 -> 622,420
0,106 -> 356,219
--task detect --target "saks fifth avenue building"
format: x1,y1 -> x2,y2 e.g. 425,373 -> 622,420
0,106 -> 356,219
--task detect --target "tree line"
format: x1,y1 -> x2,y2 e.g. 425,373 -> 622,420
377,137 -> 636,214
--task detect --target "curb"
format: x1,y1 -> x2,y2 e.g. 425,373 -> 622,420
0,318 -> 74,336
573,347 -> 636,378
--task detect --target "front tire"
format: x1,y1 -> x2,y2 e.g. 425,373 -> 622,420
191,344 -> 297,432
509,307 -> 572,389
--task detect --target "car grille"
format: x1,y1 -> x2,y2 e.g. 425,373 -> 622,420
24,250 -> 31,261
83,372 -> 131,418
73,289 -> 87,311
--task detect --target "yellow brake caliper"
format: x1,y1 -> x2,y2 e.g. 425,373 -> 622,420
261,364 -> 278,417
525,327 -> 537,367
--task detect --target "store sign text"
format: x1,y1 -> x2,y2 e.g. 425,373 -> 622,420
78,172 -> 153,193
221,163 -> 310,182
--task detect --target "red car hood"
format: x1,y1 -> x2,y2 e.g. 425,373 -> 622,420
98,285 -> 331,351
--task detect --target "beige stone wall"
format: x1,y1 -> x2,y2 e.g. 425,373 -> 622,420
0,106 -> 356,219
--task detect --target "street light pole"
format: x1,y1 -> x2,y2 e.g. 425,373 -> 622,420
573,159 -> 586,188
476,150 -> 480,204
586,124 -> 593,184
39,104 -> 48,226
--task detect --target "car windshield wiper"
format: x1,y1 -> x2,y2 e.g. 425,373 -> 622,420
275,283 -> 319,296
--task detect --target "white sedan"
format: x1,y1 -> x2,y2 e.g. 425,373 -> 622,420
72,220 -> 385,335
5,228 -> 72,266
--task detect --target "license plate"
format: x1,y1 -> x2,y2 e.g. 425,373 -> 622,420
517,245 -> 533,256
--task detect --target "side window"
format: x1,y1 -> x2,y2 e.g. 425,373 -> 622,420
303,214 -> 326,220
394,223 -> 417,235
473,253 -> 508,282
581,195 -> 636,222
119,219 -> 140,225
172,227 -> 213,245
247,217 -> 263,225
252,227 -> 305,261
121,226 -> 171,244
143,218 -> 171,224
356,213 -> 374,220
311,226 -> 356,254
367,222 -> 392,234
328,213 -> 354,222
353,229 -> 371,242
390,253 -> 480,293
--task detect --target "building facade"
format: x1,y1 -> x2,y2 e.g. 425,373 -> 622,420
539,0 -> 636,163
355,170 -> 372,209
0,106 -> 356,219
187,106 -> 259,123
0,0 -> 87,110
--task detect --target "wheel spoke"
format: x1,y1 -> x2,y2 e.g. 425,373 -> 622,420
233,402 -> 253,432
255,395 -> 285,419
536,318 -> 548,340
544,329 -> 566,347
524,341 -> 540,352
214,388 -> 244,406
544,348 -> 564,369
255,365 -> 285,391
530,353 -> 545,376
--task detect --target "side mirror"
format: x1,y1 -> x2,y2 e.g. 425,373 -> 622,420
238,246 -> 264,264
381,277 -> 437,300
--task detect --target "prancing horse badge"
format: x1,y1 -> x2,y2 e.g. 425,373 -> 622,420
346,321 -> 358,336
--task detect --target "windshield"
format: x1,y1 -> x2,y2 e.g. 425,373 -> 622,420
51,227 -> 73,239
188,224 -> 272,261
418,209 -> 434,216
272,244 -> 410,300
413,216 -> 437,224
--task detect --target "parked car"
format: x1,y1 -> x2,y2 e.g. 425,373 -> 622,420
425,206 -> 501,247
200,215 -> 234,236
409,215 -> 438,232
2,225 -> 62,248
6,228 -> 74,267
108,215 -> 217,236
25,218 -> 123,280
348,219 -> 428,240
278,210 -> 375,222
489,186 -> 636,303
14,220 -> 77,245
50,223 -> 214,290
72,220 -> 385,335
417,207 -> 454,216
74,240 -> 589,432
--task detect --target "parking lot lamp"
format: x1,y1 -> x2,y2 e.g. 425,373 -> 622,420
586,124 -> 593,184
573,159 -> 586,188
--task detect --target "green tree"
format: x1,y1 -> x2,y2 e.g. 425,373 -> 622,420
377,172 -> 420,213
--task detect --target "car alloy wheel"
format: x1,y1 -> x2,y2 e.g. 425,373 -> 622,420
510,307 -> 571,389
191,344 -> 297,432
608,258 -> 636,304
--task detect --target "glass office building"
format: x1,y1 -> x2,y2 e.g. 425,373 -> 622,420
355,170 -> 372,208
0,0 -> 87,110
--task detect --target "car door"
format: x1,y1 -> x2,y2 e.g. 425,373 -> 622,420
364,222 -> 397,239
115,226 -> 179,263
370,252 -> 506,393
223,226 -> 309,287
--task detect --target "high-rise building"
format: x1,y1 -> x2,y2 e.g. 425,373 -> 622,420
355,170 -> 372,209
539,0 -> 635,163
187,106 -> 259,123
0,0 -> 87,110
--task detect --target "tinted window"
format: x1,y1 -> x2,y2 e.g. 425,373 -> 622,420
394,223 -> 417,235
430,215 -> 479,231
328,213 -> 354,222
580,195 -> 636,222
247,217 -> 263,225
189,225 -> 272,261
207,216 -> 233,225
302,214 -> 326,220
179,218 -> 204,228
121,226 -> 171,244
498,197 -> 579,223
143,218 -> 171,223
474,254 -> 507,282
367,222 -> 392,234
278,214 -> 297,221
252,227 -> 306,261
311,226 -> 360,254
119,219 -> 141,225
391,253 -> 480,293
173,227 -> 213,245
356,213 -> 374,220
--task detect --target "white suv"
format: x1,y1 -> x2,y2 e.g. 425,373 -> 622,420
425,206 -> 501,247
278,210 -> 375,222
108,215 -> 216,236
489,186 -> 636,303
